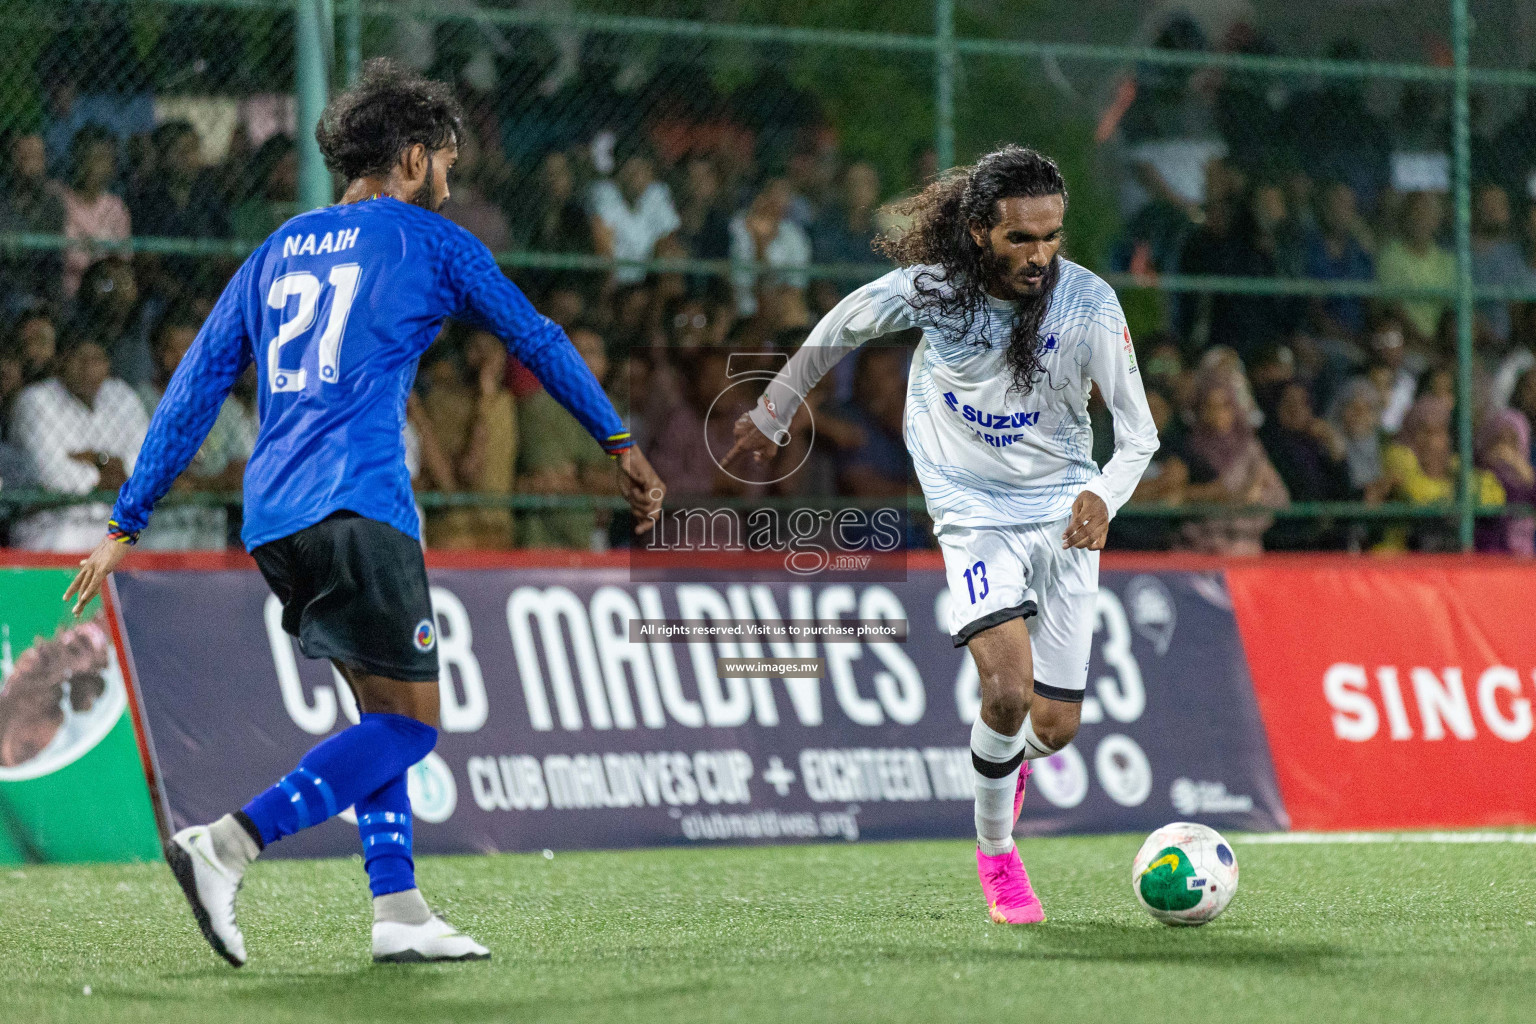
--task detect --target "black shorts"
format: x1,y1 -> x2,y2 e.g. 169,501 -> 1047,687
252,511 -> 440,682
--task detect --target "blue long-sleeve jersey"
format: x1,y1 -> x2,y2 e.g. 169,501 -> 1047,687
111,196 -> 631,551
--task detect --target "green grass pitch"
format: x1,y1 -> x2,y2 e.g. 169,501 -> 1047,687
2,835 -> 1533,1024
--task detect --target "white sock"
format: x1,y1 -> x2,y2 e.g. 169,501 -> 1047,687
208,813 -> 259,874
374,887 -> 433,926
971,718 -> 1026,857
1020,713 -> 1062,761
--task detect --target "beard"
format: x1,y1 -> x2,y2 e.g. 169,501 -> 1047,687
989,253 -> 1062,396
982,246 -> 1059,311
409,153 -> 442,211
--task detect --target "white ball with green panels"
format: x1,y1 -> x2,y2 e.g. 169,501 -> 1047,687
1131,822 -> 1239,926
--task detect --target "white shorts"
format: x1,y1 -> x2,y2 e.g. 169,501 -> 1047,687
936,516 -> 1098,701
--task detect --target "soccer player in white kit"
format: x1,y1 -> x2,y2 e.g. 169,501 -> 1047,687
725,146 -> 1158,923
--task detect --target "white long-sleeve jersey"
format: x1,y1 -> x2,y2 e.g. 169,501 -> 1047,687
747,260 -> 1159,532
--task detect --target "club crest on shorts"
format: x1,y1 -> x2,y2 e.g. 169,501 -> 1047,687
412,619 -> 436,652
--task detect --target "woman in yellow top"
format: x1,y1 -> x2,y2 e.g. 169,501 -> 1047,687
1379,395 -> 1503,551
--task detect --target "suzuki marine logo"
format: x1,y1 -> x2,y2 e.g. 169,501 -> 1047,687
942,391 -> 1041,450
941,392 -> 1040,429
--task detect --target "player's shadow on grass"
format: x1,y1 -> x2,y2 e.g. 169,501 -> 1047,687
217,970 -> 711,1017
987,921 -> 1351,971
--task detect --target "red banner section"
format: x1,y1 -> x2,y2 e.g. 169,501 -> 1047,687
1227,559 -> 1536,831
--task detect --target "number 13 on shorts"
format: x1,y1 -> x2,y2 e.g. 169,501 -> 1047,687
963,560 -> 988,604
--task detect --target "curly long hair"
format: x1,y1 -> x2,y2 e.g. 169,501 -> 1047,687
874,146 -> 1067,395
316,57 -> 462,183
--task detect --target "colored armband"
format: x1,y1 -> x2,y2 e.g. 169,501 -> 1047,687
601,431 -> 634,458
106,520 -> 140,546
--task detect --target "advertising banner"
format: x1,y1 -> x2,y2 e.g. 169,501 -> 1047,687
1227,562 -> 1536,831
114,563 -> 1285,858
0,568 -> 161,864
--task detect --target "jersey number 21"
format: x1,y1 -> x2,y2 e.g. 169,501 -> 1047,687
266,264 -> 361,392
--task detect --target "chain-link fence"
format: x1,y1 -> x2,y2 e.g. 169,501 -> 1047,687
0,0 -> 1533,554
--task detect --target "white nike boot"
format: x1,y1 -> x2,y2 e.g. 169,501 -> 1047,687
372,915 -> 491,963
165,826 -> 248,967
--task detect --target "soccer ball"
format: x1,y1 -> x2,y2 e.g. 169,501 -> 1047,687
1131,822 -> 1239,926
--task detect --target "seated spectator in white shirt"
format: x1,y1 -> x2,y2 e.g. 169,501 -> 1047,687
8,336 -> 146,551
587,151 -> 680,286
133,310 -> 250,550
729,177 -> 812,320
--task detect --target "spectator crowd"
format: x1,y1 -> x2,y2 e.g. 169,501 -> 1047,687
1099,15 -> 1536,554
2,10 -> 1536,555
0,23 -> 925,554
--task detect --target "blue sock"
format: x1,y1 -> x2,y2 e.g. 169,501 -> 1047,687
241,713 -> 437,847
356,774 -> 416,896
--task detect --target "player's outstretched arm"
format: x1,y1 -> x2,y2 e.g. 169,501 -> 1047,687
67,258 -> 257,612
722,268 -> 917,470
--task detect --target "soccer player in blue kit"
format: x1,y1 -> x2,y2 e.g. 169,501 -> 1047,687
64,59 -> 666,966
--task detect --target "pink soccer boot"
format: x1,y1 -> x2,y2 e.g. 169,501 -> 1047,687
976,846 -> 1046,924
